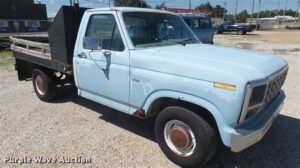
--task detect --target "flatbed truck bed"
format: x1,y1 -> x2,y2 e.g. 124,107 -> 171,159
0,32 -> 48,49
10,35 -> 73,81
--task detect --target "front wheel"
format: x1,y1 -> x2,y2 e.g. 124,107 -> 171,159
217,30 -> 223,34
155,107 -> 218,167
238,29 -> 247,35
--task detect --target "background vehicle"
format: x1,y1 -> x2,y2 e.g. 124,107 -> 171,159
10,6 -> 288,167
214,21 -> 254,35
182,14 -> 214,44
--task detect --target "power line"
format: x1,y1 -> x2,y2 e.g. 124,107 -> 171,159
296,0 -> 300,18
257,0 -> 261,29
250,0 -> 255,26
234,0 -> 238,22
223,0 -> 227,20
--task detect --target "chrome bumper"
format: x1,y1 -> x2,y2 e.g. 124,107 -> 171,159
231,91 -> 285,152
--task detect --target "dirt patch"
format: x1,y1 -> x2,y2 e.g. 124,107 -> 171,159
236,43 -> 254,50
273,48 -> 300,54
262,31 -> 300,44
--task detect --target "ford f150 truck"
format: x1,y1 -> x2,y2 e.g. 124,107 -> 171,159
10,6 -> 288,167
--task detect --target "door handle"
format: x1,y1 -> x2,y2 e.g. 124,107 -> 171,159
103,51 -> 111,57
78,52 -> 87,58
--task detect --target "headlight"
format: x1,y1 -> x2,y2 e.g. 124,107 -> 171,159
239,83 -> 267,123
246,85 -> 267,118
239,67 -> 288,123
249,85 -> 267,106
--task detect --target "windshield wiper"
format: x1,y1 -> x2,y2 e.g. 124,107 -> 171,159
177,38 -> 196,46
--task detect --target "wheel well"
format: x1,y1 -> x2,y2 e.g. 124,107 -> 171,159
146,98 -> 219,133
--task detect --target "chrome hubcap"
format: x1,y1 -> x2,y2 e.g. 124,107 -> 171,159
35,75 -> 45,95
164,120 -> 196,157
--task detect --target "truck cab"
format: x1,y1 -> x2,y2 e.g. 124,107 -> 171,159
11,7 -> 288,167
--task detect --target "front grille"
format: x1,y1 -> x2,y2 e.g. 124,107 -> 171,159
264,68 -> 288,105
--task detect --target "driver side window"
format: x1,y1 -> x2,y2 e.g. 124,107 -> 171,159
85,14 -> 125,51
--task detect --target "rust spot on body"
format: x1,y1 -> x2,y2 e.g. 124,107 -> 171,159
133,109 -> 146,119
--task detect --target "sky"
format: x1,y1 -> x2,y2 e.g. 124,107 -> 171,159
40,0 -> 300,17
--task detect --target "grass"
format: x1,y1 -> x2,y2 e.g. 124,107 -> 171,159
0,49 -> 14,68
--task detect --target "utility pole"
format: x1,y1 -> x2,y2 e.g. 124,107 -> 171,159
277,0 -> 280,13
283,0 -> 288,17
256,0 -> 261,29
234,0 -> 238,23
250,0 -> 255,26
141,0 -> 143,7
283,0 -> 288,24
189,0 -> 192,10
108,0 -> 110,7
223,0 -> 227,20
296,0 -> 300,18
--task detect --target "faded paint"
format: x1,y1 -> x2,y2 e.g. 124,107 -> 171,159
73,7 -> 288,147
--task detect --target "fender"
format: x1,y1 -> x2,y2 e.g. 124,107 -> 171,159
136,90 -> 235,146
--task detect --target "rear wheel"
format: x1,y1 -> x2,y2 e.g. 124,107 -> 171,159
237,29 -> 243,35
32,69 -> 57,101
155,106 -> 218,167
238,29 -> 247,35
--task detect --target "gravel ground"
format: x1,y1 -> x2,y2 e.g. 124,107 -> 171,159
0,31 -> 299,168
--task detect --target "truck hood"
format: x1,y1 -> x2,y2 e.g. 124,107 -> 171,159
130,43 -> 288,85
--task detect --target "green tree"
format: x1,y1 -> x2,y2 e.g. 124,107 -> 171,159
252,9 -> 297,18
195,2 -> 212,12
211,5 -> 226,18
236,10 -> 249,23
225,14 -> 235,22
113,0 -> 150,8
155,2 -> 167,10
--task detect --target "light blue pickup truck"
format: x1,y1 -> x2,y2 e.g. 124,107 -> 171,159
11,7 -> 288,167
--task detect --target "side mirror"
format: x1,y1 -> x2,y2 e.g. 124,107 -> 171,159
83,37 -> 102,50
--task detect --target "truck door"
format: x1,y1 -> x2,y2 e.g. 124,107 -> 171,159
74,12 -> 130,113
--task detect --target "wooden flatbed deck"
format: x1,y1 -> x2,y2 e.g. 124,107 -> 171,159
10,35 -> 72,74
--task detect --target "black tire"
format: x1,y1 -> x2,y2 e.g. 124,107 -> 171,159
217,30 -> 223,34
32,69 -> 57,102
237,29 -> 243,35
242,31 -> 247,35
155,106 -> 218,167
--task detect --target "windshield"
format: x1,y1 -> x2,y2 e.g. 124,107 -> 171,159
123,12 -> 199,48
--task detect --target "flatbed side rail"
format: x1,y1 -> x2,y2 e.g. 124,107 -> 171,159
10,36 -> 51,60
